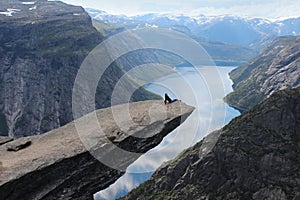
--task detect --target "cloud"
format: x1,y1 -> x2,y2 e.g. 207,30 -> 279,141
60,0 -> 300,18
138,2 -> 181,13
188,1 -> 300,18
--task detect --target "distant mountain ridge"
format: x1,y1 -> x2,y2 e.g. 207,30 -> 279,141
87,9 -> 259,65
86,8 -> 300,48
225,36 -> 300,112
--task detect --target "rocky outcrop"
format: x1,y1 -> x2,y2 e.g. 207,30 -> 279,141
5,138 -> 31,152
225,36 -> 300,112
0,100 -> 194,200
123,87 -> 300,200
0,0 -> 160,137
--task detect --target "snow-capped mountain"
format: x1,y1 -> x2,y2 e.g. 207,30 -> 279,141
86,8 -> 300,48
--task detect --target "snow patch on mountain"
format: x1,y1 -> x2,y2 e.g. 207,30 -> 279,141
22,2 -> 35,5
85,8 -> 300,47
0,8 -> 21,17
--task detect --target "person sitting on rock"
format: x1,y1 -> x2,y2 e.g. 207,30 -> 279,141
164,93 -> 179,104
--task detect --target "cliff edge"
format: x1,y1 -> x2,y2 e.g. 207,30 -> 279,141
0,100 -> 194,200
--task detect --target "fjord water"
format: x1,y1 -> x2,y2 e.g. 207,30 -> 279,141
95,66 -> 240,200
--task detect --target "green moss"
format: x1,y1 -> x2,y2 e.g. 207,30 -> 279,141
107,135 -> 117,142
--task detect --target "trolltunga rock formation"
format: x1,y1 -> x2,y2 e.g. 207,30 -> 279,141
0,100 -> 194,200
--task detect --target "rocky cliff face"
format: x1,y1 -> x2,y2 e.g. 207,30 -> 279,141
225,36 -> 300,112
0,0 -> 160,137
123,87 -> 300,200
0,100 -> 194,200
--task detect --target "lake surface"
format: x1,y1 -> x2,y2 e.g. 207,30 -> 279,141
94,66 -> 240,200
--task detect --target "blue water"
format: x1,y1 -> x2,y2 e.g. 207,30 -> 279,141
95,66 -> 240,200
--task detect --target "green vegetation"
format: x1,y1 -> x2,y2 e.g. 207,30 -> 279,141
130,82 -> 162,102
154,50 -> 189,67
125,61 -> 175,86
107,135 -> 117,142
92,20 -> 124,38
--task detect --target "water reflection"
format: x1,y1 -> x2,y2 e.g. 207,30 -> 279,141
95,66 -> 240,200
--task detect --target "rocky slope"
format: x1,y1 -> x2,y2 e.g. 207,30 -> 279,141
0,100 -> 194,200
0,0 -> 160,137
225,36 -> 300,112
123,87 -> 300,200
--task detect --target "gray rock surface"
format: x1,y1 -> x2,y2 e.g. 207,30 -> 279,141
225,36 -> 300,112
0,136 -> 13,146
0,100 -> 194,200
0,0 -> 161,138
123,87 -> 300,200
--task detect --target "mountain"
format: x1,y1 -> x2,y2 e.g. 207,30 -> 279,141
123,86 -> 300,200
0,100 -> 194,200
86,9 -> 257,65
86,8 -> 300,49
225,36 -> 300,112
0,0 -> 161,137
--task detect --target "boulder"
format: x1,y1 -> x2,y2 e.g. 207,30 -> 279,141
6,138 -> 31,152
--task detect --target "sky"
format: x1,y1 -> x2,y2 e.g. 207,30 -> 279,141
60,0 -> 300,19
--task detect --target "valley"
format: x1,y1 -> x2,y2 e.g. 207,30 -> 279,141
0,0 -> 299,200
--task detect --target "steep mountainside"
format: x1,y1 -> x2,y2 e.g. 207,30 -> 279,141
0,0 -> 160,137
225,36 -> 300,112
123,87 -> 300,200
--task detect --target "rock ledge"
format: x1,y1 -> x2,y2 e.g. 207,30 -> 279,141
0,100 -> 194,200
